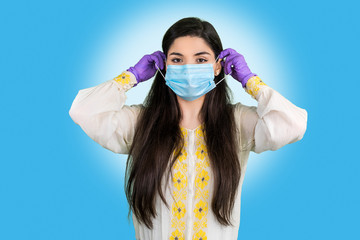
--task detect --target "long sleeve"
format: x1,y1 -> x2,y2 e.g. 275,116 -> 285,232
68,71 -> 143,154
234,76 -> 308,153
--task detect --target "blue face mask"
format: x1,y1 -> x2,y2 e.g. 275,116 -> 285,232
155,56 -> 229,101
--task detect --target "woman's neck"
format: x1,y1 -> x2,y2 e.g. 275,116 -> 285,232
177,95 -> 205,129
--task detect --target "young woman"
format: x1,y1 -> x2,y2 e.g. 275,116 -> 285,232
69,17 -> 307,240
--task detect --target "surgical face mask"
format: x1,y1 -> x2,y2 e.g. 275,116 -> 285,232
155,56 -> 230,101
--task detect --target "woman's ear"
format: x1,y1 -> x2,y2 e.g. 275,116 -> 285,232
215,60 -> 222,76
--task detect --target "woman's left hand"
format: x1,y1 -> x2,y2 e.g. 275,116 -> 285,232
218,48 -> 257,88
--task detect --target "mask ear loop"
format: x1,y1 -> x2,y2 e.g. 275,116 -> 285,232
154,62 -> 166,80
214,55 -> 232,86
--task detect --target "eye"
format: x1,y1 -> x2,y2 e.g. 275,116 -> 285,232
171,58 -> 182,63
197,58 -> 208,63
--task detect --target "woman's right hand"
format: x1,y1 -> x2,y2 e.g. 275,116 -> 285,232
127,51 -> 166,86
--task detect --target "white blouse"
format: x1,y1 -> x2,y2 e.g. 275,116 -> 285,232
69,71 -> 307,240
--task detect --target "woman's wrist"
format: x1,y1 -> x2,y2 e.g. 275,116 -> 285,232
112,71 -> 138,91
245,75 -> 267,99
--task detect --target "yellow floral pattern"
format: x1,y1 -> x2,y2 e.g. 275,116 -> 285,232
113,72 -> 131,86
170,140 -> 188,238
169,123 -> 210,240
181,128 -> 189,148
170,229 -> 185,240
112,71 -> 137,91
195,143 -> 209,162
192,229 -> 207,240
195,169 -> 209,190
245,75 -> 267,99
172,200 -> 186,219
194,199 -> 208,219
192,125 -> 210,239
173,171 -> 187,191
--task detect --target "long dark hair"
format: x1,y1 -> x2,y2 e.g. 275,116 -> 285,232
125,17 -> 241,229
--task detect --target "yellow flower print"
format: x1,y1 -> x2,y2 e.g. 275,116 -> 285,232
195,143 -> 208,161
181,127 -> 188,138
194,200 -> 208,220
173,171 -> 187,191
171,217 -> 185,231
170,229 -> 185,240
172,145 -> 187,165
245,76 -> 267,99
195,127 -> 204,139
195,169 -> 209,189
174,159 -> 187,173
195,158 -> 210,170
192,218 -> 208,234
178,148 -> 188,163
195,189 -> 209,200
172,200 -> 186,219
192,229 -> 207,240
113,72 -> 131,86
173,188 -> 187,201
180,128 -> 189,147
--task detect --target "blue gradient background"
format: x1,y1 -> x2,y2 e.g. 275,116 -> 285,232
1,0 -> 359,239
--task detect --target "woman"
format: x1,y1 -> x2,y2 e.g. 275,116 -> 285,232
69,17 -> 307,240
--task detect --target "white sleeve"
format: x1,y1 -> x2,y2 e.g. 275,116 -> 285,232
68,71 -> 143,154
234,76 -> 308,153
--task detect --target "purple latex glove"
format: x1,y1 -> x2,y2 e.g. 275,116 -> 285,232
218,48 -> 257,88
127,51 -> 166,86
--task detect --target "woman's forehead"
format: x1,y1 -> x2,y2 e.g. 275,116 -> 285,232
168,36 -> 214,56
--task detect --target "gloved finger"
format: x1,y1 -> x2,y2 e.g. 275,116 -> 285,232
224,59 -> 232,75
218,48 -> 237,61
150,54 -> 164,70
158,52 -> 166,70
218,49 -> 231,60
152,51 -> 166,69
219,48 -> 238,71
158,51 -> 167,62
230,53 -> 243,67
224,55 -> 237,75
232,56 -> 247,72
226,54 -> 240,70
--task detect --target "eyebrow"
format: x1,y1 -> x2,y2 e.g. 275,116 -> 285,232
169,51 -> 211,56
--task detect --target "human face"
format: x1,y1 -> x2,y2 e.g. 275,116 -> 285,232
166,36 -> 222,76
